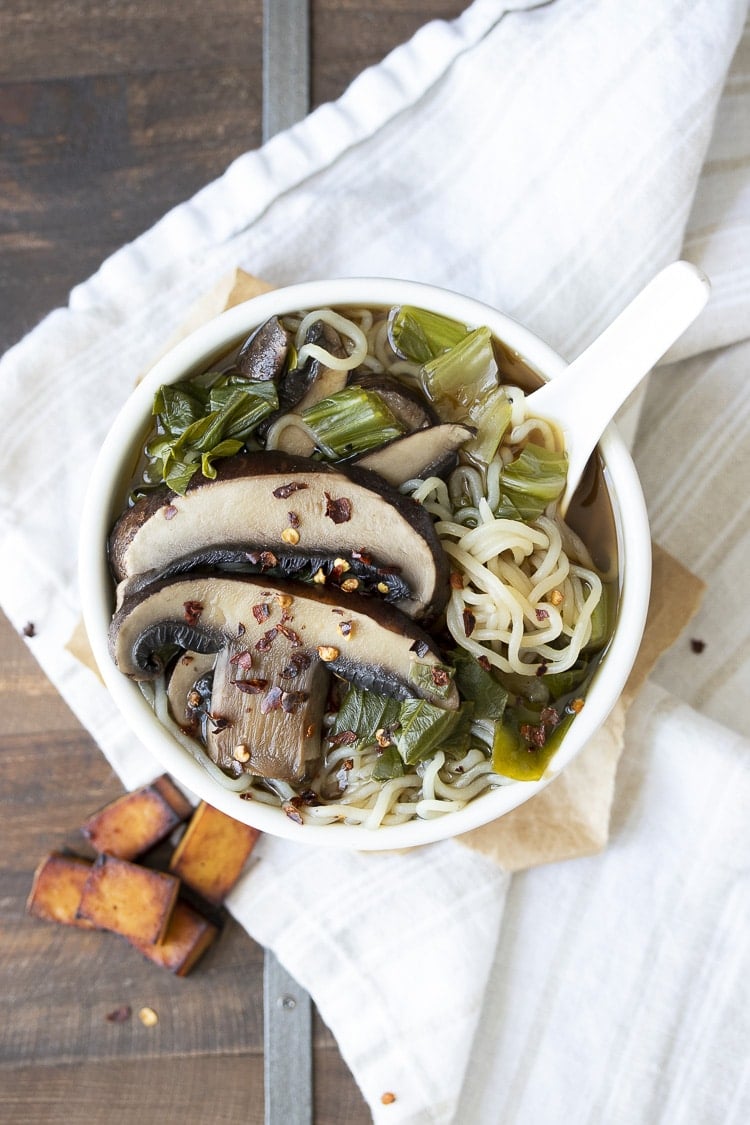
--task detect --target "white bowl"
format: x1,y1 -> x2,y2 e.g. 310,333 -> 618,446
79,278 -> 651,850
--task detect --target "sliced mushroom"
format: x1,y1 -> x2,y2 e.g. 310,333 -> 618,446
110,573 -> 457,704
109,452 -> 450,620
354,422 -> 476,486
166,651 -> 216,730
110,573 -> 458,782
207,637 -> 329,781
235,316 -> 290,380
278,319 -> 349,413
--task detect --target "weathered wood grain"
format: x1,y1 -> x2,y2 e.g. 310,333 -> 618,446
0,2 -> 467,1120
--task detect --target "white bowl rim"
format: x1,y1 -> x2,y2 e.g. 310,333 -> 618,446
79,277 -> 652,851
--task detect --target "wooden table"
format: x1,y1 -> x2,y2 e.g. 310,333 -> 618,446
0,3 -> 467,1121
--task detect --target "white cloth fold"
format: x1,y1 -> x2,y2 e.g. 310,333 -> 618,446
2,1 -> 749,1122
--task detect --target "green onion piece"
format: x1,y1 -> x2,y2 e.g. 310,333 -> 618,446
494,443 -> 568,521
372,746 -> 406,782
301,387 -> 404,459
327,686 -> 401,754
451,649 -> 508,721
388,306 -> 469,363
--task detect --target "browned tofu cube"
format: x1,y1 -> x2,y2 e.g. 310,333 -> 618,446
76,854 -> 180,944
26,853 -> 95,929
169,802 -> 259,905
128,900 -> 219,976
80,775 -> 192,860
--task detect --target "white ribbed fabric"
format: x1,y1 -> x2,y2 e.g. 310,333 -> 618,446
2,2 -> 749,1122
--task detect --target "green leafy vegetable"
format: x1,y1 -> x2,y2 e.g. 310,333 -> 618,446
301,386 -> 405,459
388,305 -> 469,364
421,327 -> 511,464
451,648 -> 508,721
395,699 -> 471,766
494,443 -> 568,521
372,746 -> 406,782
146,377 -> 279,495
327,686 -> 401,754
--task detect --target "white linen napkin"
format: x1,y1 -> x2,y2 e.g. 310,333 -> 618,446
2,1 -> 750,1122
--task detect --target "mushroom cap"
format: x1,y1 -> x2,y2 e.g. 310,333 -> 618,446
109,452 -> 450,620
109,571 -> 458,710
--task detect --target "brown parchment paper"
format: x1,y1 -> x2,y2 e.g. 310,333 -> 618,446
69,269 -> 705,872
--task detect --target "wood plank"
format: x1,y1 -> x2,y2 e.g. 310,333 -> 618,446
0,1049 -> 369,1125
0,2 -> 264,82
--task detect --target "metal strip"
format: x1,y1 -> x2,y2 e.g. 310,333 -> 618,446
262,6 -> 313,1123
262,0 -> 311,142
264,948 -> 314,1125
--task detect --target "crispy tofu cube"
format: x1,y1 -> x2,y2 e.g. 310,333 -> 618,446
80,775 -> 192,860
169,802 -> 259,905
128,900 -> 219,976
76,854 -> 180,944
26,853 -> 95,929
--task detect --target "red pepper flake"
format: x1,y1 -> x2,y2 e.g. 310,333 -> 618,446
299,789 -> 321,807
450,571 -> 464,590
260,686 -> 284,714
234,678 -> 269,694
327,729 -> 357,747
282,801 -> 304,824
690,638 -> 706,654
568,697 -> 585,714
280,652 -> 313,678
535,662 -> 549,677
230,650 -> 254,669
540,707 -> 560,727
272,481 -> 308,499
477,654 -> 491,671
106,1005 -> 132,1023
164,504 -> 178,520
520,722 -> 547,748
240,791 -> 254,801
324,492 -> 352,524
247,549 -> 278,570
337,620 -> 353,638
252,602 -> 271,624
381,1092 -> 397,1105
22,622 -> 36,638
409,639 -> 429,658
277,623 -> 302,647
210,715 -> 231,733
351,549 -> 372,565
535,607 -> 549,621
180,654 -> 194,666
183,600 -> 203,626
255,627 -> 278,652
463,609 -> 476,637
431,666 -> 451,688
281,690 -> 309,713
288,511 -> 301,529
237,622 -> 246,637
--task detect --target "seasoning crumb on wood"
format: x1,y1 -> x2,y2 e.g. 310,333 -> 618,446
106,1005 -> 132,1023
